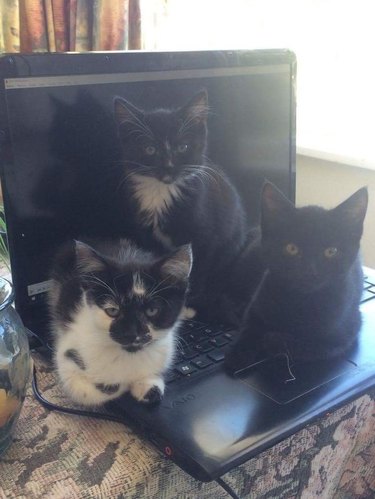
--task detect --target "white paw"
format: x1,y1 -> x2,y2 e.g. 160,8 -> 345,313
181,306 -> 197,319
130,377 -> 165,404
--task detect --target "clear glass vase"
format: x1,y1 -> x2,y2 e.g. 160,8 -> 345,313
0,277 -> 30,456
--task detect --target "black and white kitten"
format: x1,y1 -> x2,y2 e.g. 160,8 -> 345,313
225,183 -> 368,372
113,90 -> 246,320
49,239 -> 192,406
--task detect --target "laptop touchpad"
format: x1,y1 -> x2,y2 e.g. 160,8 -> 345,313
238,356 -> 358,404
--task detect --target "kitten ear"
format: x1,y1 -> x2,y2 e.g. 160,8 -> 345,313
334,187 -> 368,226
261,182 -> 294,229
159,245 -> 193,282
74,240 -> 106,274
113,97 -> 144,126
180,90 -> 208,124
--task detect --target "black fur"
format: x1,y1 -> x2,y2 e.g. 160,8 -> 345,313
95,383 -> 120,395
225,183 -> 368,372
64,349 -> 86,370
114,90 -> 246,320
143,385 -> 163,404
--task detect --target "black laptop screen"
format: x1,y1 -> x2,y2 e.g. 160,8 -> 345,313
0,51 -> 296,333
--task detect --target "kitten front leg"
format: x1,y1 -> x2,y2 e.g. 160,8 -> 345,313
130,376 -> 165,404
59,366 -> 126,406
56,348 -> 126,406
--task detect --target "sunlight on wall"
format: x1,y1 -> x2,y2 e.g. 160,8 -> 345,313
297,155 -> 375,265
142,0 -> 375,169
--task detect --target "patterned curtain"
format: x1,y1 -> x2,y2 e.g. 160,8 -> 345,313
0,0 -> 142,53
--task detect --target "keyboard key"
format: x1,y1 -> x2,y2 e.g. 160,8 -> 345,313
208,349 -> 225,362
175,363 -> 197,376
210,336 -> 229,348
165,371 -> 181,383
181,320 -> 206,331
224,332 -> 234,340
191,356 -> 213,369
200,328 -> 216,337
182,334 -> 194,345
180,346 -> 198,360
208,328 -> 224,337
183,332 -> 203,344
194,341 -> 215,353
174,353 -> 185,363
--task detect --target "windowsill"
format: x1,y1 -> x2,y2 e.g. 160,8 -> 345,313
297,146 -> 375,171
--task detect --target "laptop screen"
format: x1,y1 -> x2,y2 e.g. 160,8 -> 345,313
0,50 -> 296,336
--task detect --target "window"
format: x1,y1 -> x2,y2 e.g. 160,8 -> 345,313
142,0 -> 375,169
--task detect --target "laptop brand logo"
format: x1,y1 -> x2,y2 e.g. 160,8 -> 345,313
163,393 -> 195,409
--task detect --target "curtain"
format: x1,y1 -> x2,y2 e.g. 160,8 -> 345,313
0,0 -> 142,53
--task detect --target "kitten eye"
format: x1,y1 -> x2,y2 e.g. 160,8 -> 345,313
324,247 -> 338,258
104,306 -> 120,318
177,143 -> 188,153
145,305 -> 160,318
145,145 -> 156,156
284,243 -> 300,256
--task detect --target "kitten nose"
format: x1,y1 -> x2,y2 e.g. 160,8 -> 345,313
305,262 -> 318,278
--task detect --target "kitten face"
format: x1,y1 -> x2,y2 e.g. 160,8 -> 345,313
75,240 -> 192,352
114,90 -> 208,184
261,183 -> 368,292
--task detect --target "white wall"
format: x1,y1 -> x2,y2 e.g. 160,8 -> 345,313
296,155 -> 375,267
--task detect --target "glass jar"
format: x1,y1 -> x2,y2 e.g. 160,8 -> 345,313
0,277 -> 30,456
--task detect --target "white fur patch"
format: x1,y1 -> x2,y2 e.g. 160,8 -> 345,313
133,272 -> 145,296
131,174 -> 181,237
181,306 -> 197,319
53,294 -> 178,407
130,376 -> 165,402
153,225 -> 175,249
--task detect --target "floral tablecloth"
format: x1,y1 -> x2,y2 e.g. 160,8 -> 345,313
0,354 -> 374,499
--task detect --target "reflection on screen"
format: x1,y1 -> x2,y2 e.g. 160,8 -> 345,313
3,64 -> 294,329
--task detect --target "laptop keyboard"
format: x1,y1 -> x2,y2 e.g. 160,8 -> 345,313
167,274 -> 375,384
165,321 -> 236,384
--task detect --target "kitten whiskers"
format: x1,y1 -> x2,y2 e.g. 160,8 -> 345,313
81,274 -> 117,299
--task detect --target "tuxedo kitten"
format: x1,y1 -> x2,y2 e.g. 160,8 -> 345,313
113,90 -> 246,320
225,183 -> 368,372
49,239 -> 192,406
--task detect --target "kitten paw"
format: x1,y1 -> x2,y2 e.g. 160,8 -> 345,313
130,377 -> 165,404
181,306 -> 197,319
143,386 -> 163,404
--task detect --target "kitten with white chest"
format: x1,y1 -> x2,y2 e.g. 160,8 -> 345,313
49,239 -> 192,406
113,90 -> 246,320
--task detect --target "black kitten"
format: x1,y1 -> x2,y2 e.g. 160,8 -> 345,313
114,90 -> 246,320
225,183 -> 368,372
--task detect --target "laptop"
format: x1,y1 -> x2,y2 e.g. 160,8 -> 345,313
0,50 -> 374,482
